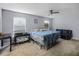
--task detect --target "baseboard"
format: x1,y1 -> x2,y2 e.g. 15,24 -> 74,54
72,37 -> 79,40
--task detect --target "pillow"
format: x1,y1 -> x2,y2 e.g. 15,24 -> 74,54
32,29 -> 40,32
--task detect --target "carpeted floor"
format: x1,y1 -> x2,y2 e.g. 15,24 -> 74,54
0,39 -> 79,56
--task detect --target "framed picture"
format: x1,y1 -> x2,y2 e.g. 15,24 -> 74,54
34,19 -> 38,24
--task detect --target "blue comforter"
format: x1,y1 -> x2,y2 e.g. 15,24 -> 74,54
31,31 -> 59,37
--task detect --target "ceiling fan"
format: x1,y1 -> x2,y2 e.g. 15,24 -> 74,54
49,10 -> 60,15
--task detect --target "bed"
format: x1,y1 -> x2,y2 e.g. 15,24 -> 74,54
30,31 -> 60,49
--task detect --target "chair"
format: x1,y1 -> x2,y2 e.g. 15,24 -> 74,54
56,29 -> 73,40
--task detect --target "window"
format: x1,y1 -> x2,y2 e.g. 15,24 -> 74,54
13,17 -> 26,34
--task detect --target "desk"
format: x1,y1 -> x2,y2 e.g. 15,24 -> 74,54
0,34 -> 12,52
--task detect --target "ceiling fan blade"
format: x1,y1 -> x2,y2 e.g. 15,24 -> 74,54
52,12 -> 59,14
49,10 -> 59,15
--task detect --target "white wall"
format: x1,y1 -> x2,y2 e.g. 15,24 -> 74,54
52,4 -> 79,40
2,9 -> 52,35
0,8 -> 2,32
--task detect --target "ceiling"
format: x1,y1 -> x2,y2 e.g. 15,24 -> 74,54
0,3 -> 78,17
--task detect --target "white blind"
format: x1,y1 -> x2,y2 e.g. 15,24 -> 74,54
13,17 -> 26,33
